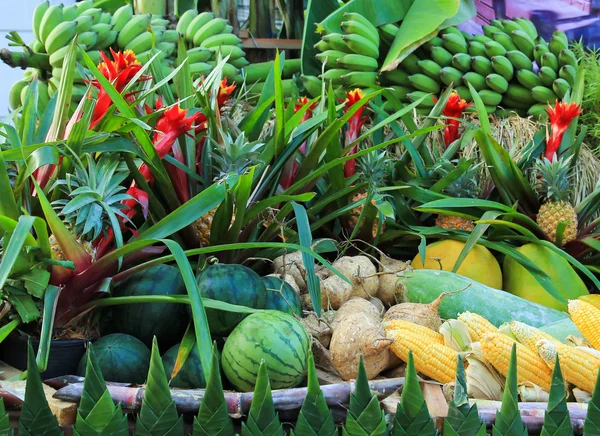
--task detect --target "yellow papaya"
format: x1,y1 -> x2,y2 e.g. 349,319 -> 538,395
503,243 -> 588,311
411,239 -> 502,289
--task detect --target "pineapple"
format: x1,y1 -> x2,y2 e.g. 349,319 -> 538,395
535,157 -> 578,245
433,158 -> 481,232
192,131 -> 264,246
347,149 -> 392,237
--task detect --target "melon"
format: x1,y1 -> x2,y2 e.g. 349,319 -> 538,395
77,334 -> 150,383
107,264 -> 188,349
197,264 -> 267,335
161,343 -> 209,389
503,243 -> 588,311
261,276 -> 302,316
221,311 -> 310,392
412,239 -> 502,289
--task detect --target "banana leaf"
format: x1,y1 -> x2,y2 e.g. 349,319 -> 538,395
136,338 -> 184,436
584,370 -> 600,436
492,344 -> 527,436
241,361 -> 284,436
540,357 -> 573,436
0,398 -> 11,436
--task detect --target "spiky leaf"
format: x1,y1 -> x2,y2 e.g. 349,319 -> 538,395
393,351 -> 436,436
492,344 -> 528,436
343,357 -> 388,436
291,354 -> 336,436
241,361 -> 284,436
444,355 -> 486,436
583,369 -> 600,436
540,356 -> 572,436
0,398 -> 13,436
18,341 -> 63,436
135,338 -> 184,436
193,343 -> 234,436
73,343 -> 129,435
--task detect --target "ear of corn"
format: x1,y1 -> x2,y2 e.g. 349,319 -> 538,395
493,343 -> 528,436
481,332 -> 552,391
421,343 -> 459,384
537,338 -> 600,393
568,300 -> 600,350
510,320 -> 559,353
458,311 -> 498,342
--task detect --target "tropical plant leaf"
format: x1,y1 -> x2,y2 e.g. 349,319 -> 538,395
74,343 -> 129,436
583,369 -> 600,436
193,343 -> 234,436
0,152 -> 18,220
444,355 -> 486,436
0,398 -> 12,436
301,0 -> 339,76
136,338 -> 184,435
492,344 -> 528,436
170,323 -> 195,382
18,342 -> 63,436
291,354 -> 336,436
540,356 -> 572,436
344,356 -> 388,436
241,361 -> 284,436
35,286 -> 60,373
393,351 -> 436,436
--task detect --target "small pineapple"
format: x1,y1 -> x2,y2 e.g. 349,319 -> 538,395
535,157 -> 578,245
433,158 -> 481,232
192,131 -> 264,246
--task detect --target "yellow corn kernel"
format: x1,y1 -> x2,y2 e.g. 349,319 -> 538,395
481,332 -> 552,391
421,343 -> 458,384
569,300 -> 600,350
510,320 -> 559,353
385,320 -> 444,369
384,320 -> 444,344
578,294 -> 600,310
537,339 -> 600,393
458,311 -> 497,342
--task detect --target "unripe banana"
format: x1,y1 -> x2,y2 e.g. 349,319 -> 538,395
514,18 -> 538,41
507,85 -> 538,104
75,1 -> 94,15
185,12 -> 215,43
510,30 -> 535,59
423,36 -> 443,51
343,12 -> 378,37
541,52 -> 559,71
408,73 -> 440,93
442,33 -> 468,54
219,62 -> 240,79
378,23 -> 398,46
454,86 -> 472,101
471,55 -> 493,76
516,69 -> 542,90
9,80 -> 29,110
157,41 -> 176,57
492,32 -> 517,51
534,44 -> 549,65
385,85 -> 412,103
501,95 -> 531,110
552,30 -> 569,47
20,83 -> 30,107
463,72 -> 487,91
212,45 -> 245,60
528,103 -> 549,118
381,69 -> 411,87
300,74 -> 322,98
78,31 -> 99,51
151,17 -> 170,27
507,50 -> 533,71
549,34 -> 568,57
30,39 -> 45,53
342,34 -> 379,58
125,31 -> 154,53
538,66 -> 558,86
49,45 -> 71,68
559,65 -> 576,86
418,60 -> 442,80
117,14 -> 152,49
558,49 -> 577,68
500,19 -> 522,34
45,21 -> 77,54
79,8 -> 102,24
314,40 -> 330,52
471,34 -> 492,44
485,73 -> 509,93
490,19 -> 505,30
90,23 -> 112,43
187,47 -> 215,63
482,25 -> 503,38
320,68 -> 351,83
315,50 -> 346,68
441,26 -> 464,38
37,79 -> 50,111
97,30 -> 118,49
322,33 -> 352,53
201,33 -> 242,48
71,83 -> 88,101
485,41 -> 507,57
407,91 -> 436,107
336,53 -> 378,71
190,62 -> 213,77
100,12 -> 111,24
531,85 -> 558,103
553,78 -> 570,99
430,46 -> 453,67
402,53 -> 421,74
468,41 -> 486,57
193,18 -> 228,46
39,5 -> 63,45
32,1 -> 50,42
340,20 -> 379,46
230,57 -> 249,69
340,71 -> 378,87
451,53 -> 471,72
176,9 -> 197,34
75,15 -> 94,33
478,89 -> 502,106
439,66 -> 463,86
86,50 -> 101,65
491,55 -> 514,81
52,67 -> 86,83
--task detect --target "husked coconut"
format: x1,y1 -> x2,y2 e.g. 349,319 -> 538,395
377,254 -> 411,306
332,256 -> 379,299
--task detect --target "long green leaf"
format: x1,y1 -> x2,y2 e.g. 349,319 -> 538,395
0,153 -> 18,220
170,323 -> 195,382
0,398 -> 12,436
241,361 -> 284,436
36,286 -> 60,373
301,0 -> 339,76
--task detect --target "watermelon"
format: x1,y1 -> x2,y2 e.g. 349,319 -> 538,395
197,264 -> 267,335
106,264 -> 188,349
161,343 -> 209,389
261,276 -> 302,316
77,334 -> 150,383
221,311 -> 310,392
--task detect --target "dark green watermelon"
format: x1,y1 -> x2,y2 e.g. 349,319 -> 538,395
161,343 -> 216,389
221,311 -> 310,392
261,276 -> 302,316
77,334 -> 150,383
107,264 -> 188,349
197,264 -> 267,335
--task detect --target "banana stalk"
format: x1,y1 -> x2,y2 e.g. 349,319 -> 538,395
0,48 -> 50,70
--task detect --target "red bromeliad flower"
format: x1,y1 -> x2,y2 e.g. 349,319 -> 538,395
437,92 -> 472,147
217,79 -> 237,107
545,100 -> 582,161
343,89 -> 369,178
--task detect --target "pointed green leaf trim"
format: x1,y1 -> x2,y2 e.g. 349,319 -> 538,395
393,351 -> 436,436
343,357 -> 389,436
193,343 -> 234,436
540,356 -> 572,436
0,398 -> 13,436
584,368 -> 600,436
444,355 -> 486,436
136,338 -> 184,436
241,361 -> 284,436
291,354 -> 336,436
492,344 -> 528,436
74,343 -> 128,436
18,341 -> 63,436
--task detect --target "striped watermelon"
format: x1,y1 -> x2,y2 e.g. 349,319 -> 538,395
262,276 -> 302,316
197,264 -> 267,335
221,311 -> 310,392
161,343 -> 211,389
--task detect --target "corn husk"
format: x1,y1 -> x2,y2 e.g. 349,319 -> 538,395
439,319 -> 472,352
498,322 -> 516,340
518,382 -> 550,402
465,356 -> 504,401
567,335 -> 592,347
574,387 -> 593,403
575,346 -> 600,360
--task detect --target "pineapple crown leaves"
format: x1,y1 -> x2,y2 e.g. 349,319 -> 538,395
75,343 -> 129,436
193,342 -> 234,436
51,153 -> 137,242
444,355 -> 486,436
534,156 -> 574,203
211,129 -> 265,180
492,343 -> 528,436
344,356 -> 389,436
291,354 -> 336,436
540,356 -> 573,436
393,351 -> 437,436
431,158 -> 482,199
241,360 -> 285,436
356,149 -> 393,189
18,341 -> 63,436
583,367 -> 600,436
0,398 -> 12,436
136,337 -> 184,436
